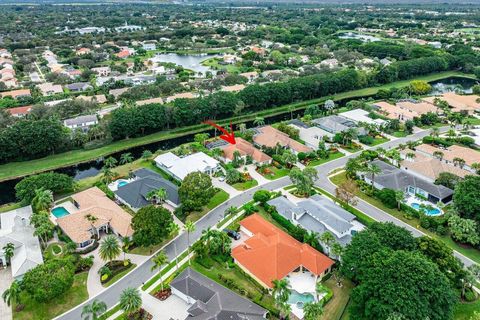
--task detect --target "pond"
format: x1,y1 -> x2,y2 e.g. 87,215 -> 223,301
429,76 -> 478,95
150,53 -> 218,75
338,32 -> 381,42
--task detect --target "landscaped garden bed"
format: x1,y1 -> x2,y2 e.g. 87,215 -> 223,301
99,260 -> 136,286
153,288 -> 171,301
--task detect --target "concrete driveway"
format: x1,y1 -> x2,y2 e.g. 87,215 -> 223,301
0,268 -> 12,320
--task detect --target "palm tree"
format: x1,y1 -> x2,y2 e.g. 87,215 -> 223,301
281,150 -> 297,168
237,123 -> 247,134
120,152 -> 134,165
472,162 -> 480,174
119,287 -> 142,316
272,278 -> 290,305
65,241 -> 78,254
366,163 -> 381,187
453,157 -> 466,169
151,250 -> 169,291
303,302 -> 323,320
32,188 -> 53,212
253,116 -> 265,127
430,127 -> 440,137
319,232 -> 335,254
167,223 -> 181,270
2,242 -> 14,265
184,221 -> 195,265
99,235 -> 121,264
324,99 -> 335,114
224,206 -> 237,217
141,150 -> 153,160
433,150 -> 444,161
33,220 -> 54,247
155,188 -> 168,204
2,280 -> 22,309
303,231 -> 319,248
330,242 -> 343,260
395,190 -> 405,210
121,237 -> 133,262
104,156 -> 118,168
101,166 -> 116,184
85,214 -> 99,238
81,299 -> 107,320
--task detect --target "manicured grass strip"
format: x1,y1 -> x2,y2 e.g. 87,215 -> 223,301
261,166 -> 290,180
98,304 -> 121,320
453,299 -> 480,320
321,278 -> 354,320
370,137 -> 390,146
0,202 -> 22,213
13,272 -> 88,320
142,250 -> 189,291
207,189 -> 229,210
103,263 -> 137,288
329,172 -> 480,264
307,152 -> 344,167
0,71 -> 470,182
232,179 -> 258,191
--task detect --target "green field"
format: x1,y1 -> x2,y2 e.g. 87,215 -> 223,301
0,71 -> 473,182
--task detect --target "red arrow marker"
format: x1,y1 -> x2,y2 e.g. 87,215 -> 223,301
203,120 -> 236,145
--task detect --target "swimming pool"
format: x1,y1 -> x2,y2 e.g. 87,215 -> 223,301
410,203 -> 442,216
287,290 -> 315,309
117,180 -> 129,188
52,207 -> 70,218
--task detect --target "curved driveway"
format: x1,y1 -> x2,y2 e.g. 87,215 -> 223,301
56,126 -> 476,320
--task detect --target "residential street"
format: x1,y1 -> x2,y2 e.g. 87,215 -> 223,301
55,125 -> 477,320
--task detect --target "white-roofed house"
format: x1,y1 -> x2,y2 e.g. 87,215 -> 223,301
154,152 -> 221,181
0,206 -> 44,280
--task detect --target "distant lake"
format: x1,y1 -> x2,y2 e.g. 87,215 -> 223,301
338,32 -> 381,42
151,53 -> 218,74
429,77 -> 478,95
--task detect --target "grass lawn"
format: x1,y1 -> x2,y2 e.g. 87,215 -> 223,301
307,152 -> 344,167
183,189 -> 230,223
0,71 -> 471,182
321,278 -> 354,320
191,258 -> 277,313
329,172 -> 480,264
392,131 -> 408,138
454,298 -> 480,320
129,231 -> 177,256
201,57 -> 241,73
370,137 -> 390,146
103,263 -> 137,287
13,272 -> 88,320
260,166 -> 290,180
340,144 -> 363,153
0,202 -> 22,214
232,179 -> 258,191
44,242 -> 65,260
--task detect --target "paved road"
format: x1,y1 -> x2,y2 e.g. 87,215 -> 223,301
56,125 -> 476,320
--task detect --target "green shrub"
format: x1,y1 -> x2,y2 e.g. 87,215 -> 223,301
464,289 -> 477,302
376,188 -> 397,209
359,135 -> 374,145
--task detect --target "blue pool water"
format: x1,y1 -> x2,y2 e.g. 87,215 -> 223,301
52,207 -> 70,218
288,290 -> 315,309
117,180 -> 129,188
410,203 -> 441,216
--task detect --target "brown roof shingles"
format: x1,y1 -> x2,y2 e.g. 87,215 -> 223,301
253,125 -> 312,154
56,187 -> 133,244
223,138 -> 271,164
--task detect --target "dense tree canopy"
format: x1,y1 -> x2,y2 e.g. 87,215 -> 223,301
132,205 -> 173,247
15,172 -> 75,203
178,172 -> 215,212
453,175 -> 480,224
22,258 -> 75,302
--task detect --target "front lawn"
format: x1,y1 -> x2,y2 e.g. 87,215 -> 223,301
259,166 -> 290,180
329,172 -> 480,264
307,151 -> 344,167
13,272 -> 88,320
44,242 -> 65,260
369,137 -> 390,146
181,189 -> 230,223
232,179 -> 258,191
454,298 -> 480,320
321,277 -> 354,320
392,130 -> 408,138
129,231 -> 177,256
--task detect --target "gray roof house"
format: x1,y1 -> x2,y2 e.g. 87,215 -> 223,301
0,206 -> 44,279
114,168 -> 180,211
65,82 -> 93,92
64,114 -> 98,132
267,195 -> 363,247
170,267 -> 267,320
312,115 -> 366,135
363,160 -> 453,204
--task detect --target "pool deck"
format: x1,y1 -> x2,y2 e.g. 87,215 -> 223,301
404,196 -> 443,216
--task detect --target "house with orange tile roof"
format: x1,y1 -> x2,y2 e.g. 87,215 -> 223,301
54,187 -> 133,250
232,213 -> 334,290
253,125 -> 313,154
372,99 -> 438,122
76,47 -> 92,56
0,89 -> 31,99
400,149 -> 471,181
221,137 -> 272,166
422,92 -> 480,115
6,105 -> 32,117
415,143 -> 480,173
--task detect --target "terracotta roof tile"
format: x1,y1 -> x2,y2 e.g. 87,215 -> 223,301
253,125 -> 312,154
